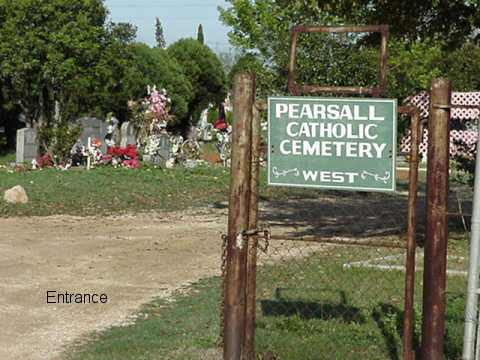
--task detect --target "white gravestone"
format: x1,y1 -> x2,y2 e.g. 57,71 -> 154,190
16,128 -> 39,163
120,122 -> 136,148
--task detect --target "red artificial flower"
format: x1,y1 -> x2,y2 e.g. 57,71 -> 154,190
123,158 -> 140,169
38,154 -> 54,168
101,155 -> 113,163
125,145 -> 138,159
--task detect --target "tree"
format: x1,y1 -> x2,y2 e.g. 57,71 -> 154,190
0,0 -> 115,125
0,1 -> 148,124
125,43 -> 194,124
220,0 -> 480,99
197,24 -> 205,45
168,39 -> 226,129
323,0 -> 479,47
155,17 -> 166,49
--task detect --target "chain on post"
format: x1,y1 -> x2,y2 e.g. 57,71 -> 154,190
218,233 -> 228,347
218,226 -> 271,348
242,225 -> 271,253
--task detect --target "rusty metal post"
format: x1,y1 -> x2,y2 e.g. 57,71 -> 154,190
244,101 -> 261,360
401,106 -> 422,360
378,24 -> 389,96
421,78 -> 452,360
223,72 -> 256,360
287,25 -> 389,96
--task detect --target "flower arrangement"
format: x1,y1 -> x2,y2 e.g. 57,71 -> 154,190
103,144 -> 140,169
147,85 -> 171,122
105,113 -> 120,148
87,138 -> 104,165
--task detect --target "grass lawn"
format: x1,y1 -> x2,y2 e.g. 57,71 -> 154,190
0,152 -> 323,217
0,150 -> 423,218
67,237 -> 468,360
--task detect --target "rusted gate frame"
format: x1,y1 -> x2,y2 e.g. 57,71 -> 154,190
227,25 -> 422,359
255,107 -> 422,360
288,25 -> 389,97
225,102 -> 422,359
247,25 -> 422,360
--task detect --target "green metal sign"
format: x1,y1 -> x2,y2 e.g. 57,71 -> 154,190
268,96 -> 397,192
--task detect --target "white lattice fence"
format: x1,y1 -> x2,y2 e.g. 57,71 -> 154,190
400,92 -> 479,160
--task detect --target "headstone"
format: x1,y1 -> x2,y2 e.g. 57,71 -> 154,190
144,134 -> 171,167
16,128 -> 38,163
76,117 -> 107,154
158,133 -> 171,160
120,122 -> 136,148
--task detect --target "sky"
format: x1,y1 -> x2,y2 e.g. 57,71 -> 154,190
104,0 -> 232,52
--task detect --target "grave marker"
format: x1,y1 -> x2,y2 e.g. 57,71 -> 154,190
120,122 -> 136,148
16,128 -> 39,163
77,117 -> 107,154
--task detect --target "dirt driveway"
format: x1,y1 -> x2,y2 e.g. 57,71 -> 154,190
0,190 -> 432,360
0,208 -> 230,360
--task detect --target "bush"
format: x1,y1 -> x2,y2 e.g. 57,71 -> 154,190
38,122 -> 82,165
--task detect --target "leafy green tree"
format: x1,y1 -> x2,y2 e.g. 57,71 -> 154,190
125,43 -> 193,124
221,0 -> 480,100
47,21 -> 140,124
197,24 -> 205,44
167,39 -> 226,128
155,17 -> 166,49
323,0 -> 479,47
0,0 -> 109,126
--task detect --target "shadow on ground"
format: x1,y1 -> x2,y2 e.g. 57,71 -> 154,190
260,185 -> 471,244
261,288 -> 365,324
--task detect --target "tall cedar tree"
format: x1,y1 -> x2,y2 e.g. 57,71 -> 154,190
155,17 -> 166,48
197,24 -> 204,45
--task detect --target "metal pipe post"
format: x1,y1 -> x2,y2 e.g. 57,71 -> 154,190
223,73 -> 256,360
403,107 -> 421,360
421,78 -> 452,360
244,99 -> 260,360
462,119 -> 480,360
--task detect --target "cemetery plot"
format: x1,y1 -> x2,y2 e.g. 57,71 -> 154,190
343,252 -> 468,277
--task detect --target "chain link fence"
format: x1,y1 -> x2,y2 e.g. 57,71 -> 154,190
156,170 -> 471,360
250,187 -> 420,359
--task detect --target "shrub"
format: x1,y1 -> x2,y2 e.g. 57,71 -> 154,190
38,122 -> 82,165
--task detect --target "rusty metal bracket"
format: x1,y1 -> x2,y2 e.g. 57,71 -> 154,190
288,25 -> 390,97
242,227 -> 271,240
242,227 -> 271,253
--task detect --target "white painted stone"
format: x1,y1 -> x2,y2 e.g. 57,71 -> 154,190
4,185 -> 28,204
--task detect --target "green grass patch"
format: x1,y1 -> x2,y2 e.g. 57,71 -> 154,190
0,165 -> 231,217
0,153 -> 339,217
68,243 -> 467,360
